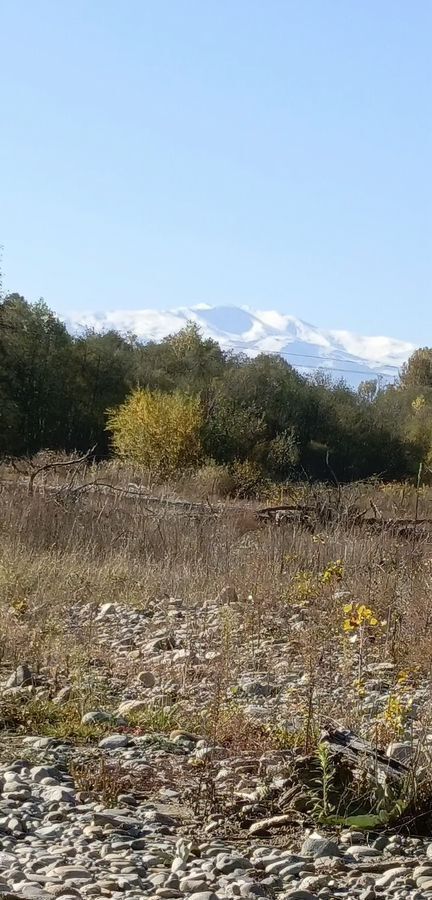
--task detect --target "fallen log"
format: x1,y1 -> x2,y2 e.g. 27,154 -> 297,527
321,724 -> 408,780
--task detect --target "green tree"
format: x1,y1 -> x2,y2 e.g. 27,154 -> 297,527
70,329 -> 136,453
136,322 -> 227,394
0,294 -> 73,454
205,353 -> 311,467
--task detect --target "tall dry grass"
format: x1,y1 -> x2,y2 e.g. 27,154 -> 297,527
1,456 -> 432,750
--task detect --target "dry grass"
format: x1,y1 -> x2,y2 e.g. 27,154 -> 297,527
2,456 -> 432,760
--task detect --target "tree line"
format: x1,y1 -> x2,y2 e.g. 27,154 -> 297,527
1,292 -> 431,483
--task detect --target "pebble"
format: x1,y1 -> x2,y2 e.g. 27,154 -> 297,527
2,598 -> 432,900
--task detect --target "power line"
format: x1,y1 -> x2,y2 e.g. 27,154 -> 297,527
266,347 -> 400,371
286,361 -> 395,378
0,318 -> 401,380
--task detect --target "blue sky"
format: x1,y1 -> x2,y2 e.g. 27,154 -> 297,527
2,0 -> 431,341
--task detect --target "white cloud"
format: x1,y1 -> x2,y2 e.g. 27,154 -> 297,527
68,304 -> 416,380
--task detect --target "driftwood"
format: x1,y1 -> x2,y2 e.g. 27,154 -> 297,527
2,452 -> 432,538
2,477 -> 432,535
256,500 -> 432,538
0,476 -> 223,519
321,725 -> 408,780
9,447 -> 96,494
54,481 -> 218,517
257,502 -> 366,528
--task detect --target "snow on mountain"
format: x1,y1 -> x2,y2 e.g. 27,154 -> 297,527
70,304 -> 415,385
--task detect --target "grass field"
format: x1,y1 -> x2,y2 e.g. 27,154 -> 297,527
1,458 -> 432,752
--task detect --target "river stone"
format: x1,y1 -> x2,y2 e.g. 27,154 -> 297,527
96,603 -> 116,621
6,664 -> 33,688
216,854 -> 252,874
51,686 -> 72,705
281,891 -> 319,900
279,863 -> 314,877
413,865 -> 432,879
137,671 -> 156,688
81,710 -> 112,725
30,766 -> 61,783
301,833 -> 341,859
249,814 -> 295,835
45,867 -> 91,881
375,867 -> 411,888
346,846 -> 380,860
98,733 -> 130,750
117,699 -> 149,716
40,786 -> 75,804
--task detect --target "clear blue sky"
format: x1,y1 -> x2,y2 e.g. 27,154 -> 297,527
2,0 -> 431,340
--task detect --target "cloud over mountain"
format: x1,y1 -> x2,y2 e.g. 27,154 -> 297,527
70,305 -> 415,385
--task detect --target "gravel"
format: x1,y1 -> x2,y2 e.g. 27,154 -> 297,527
2,595 -> 432,900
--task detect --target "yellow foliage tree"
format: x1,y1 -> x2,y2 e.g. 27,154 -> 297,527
106,388 -> 203,477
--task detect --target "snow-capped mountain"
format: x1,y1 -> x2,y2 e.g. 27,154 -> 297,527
71,304 -> 415,386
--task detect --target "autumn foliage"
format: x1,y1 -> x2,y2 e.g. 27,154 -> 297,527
106,388 -> 203,477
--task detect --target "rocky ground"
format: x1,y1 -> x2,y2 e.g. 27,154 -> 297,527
2,590 -> 432,900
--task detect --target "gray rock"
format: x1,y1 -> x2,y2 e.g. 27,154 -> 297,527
249,814 -> 295,835
301,833 -> 341,860
96,602 -> 116,621
375,867 -> 411,888
279,863 -> 314,877
51,686 -> 72,705
45,867 -> 91,881
180,880 -> 210,893
98,733 -> 130,750
137,671 -> 156,688
345,846 -> 380,860
280,891 -> 319,900
30,766 -> 61,783
6,664 -> 33,688
117,699 -> 149,716
93,808 -> 141,828
35,825 -> 64,839
187,894 -> 219,900
40,786 -> 75,804
413,865 -> 432,880
372,836 -> 388,850
17,887 -> 51,900
359,889 -> 376,900
215,854 -> 252,874
81,710 -> 112,725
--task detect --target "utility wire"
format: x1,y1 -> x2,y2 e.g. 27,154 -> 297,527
0,318 -> 401,380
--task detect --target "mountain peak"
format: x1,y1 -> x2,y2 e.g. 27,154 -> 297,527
70,304 -> 415,386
